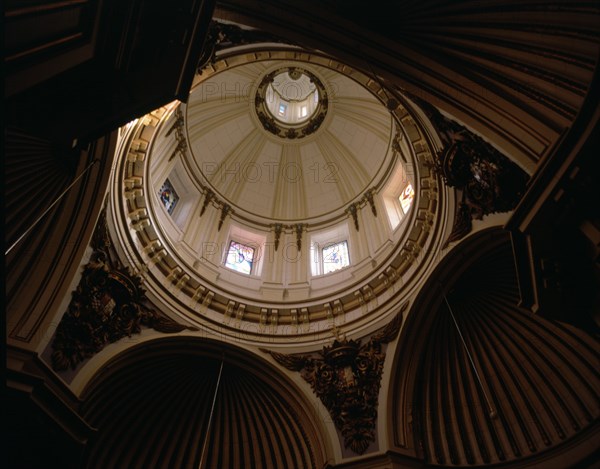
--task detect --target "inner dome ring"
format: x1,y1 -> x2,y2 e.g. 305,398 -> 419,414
255,66 -> 328,139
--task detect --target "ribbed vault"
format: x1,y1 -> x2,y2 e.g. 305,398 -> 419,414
390,229 -> 600,466
80,339 -> 327,469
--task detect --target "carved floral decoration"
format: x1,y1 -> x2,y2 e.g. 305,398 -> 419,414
410,95 -> 529,246
51,209 -> 197,372
261,301 -> 408,455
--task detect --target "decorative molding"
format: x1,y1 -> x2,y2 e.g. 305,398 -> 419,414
166,107 -> 188,161
347,188 -> 380,231
218,203 -> 231,231
262,301 -> 408,455
391,122 -> 408,163
365,189 -> 377,217
347,203 -> 359,231
273,223 -> 283,251
112,54 -> 442,334
254,67 -> 328,139
50,209 -> 197,372
295,223 -> 305,251
412,97 -> 529,246
199,188 -> 214,217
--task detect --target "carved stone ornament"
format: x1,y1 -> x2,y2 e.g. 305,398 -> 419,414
262,301 -> 409,455
218,203 -> 231,231
295,223 -> 305,251
199,188 -> 214,217
273,223 -> 283,251
166,107 -> 188,162
347,203 -> 360,231
198,21 -> 294,71
408,95 -> 529,246
51,209 -> 197,372
365,189 -> 378,217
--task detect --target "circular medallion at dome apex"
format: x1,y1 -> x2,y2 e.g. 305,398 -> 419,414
185,60 -> 393,223
269,69 -> 317,115
256,67 -> 328,138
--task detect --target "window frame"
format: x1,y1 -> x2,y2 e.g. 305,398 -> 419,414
383,179 -> 416,231
159,178 -> 180,215
310,224 -> 352,276
224,239 -> 256,276
398,182 -> 415,215
320,240 -> 351,275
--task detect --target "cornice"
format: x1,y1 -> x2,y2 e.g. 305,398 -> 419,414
107,51 -> 449,344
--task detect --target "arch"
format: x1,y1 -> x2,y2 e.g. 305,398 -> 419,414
80,337 -> 331,468
388,227 -> 600,466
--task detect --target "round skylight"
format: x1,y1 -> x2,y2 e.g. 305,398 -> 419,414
255,66 -> 328,139
265,69 -> 319,124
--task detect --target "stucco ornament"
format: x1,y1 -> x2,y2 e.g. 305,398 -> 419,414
262,301 -> 408,454
51,210 -> 196,371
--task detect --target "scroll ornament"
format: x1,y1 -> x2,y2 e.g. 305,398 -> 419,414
407,94 -> 529,246
51,210 -> 196,371
262,301 -> 408,455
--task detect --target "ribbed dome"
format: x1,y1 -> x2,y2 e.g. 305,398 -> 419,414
391,230 -> 600,466
184,60 -> 393,222
111,50 -> 437,343
81,340 -> 327,468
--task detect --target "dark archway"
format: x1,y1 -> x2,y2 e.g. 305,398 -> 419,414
80,338 -> 329,468
389,228 -> 599,466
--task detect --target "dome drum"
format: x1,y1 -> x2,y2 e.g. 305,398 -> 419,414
109,51 -> 450,344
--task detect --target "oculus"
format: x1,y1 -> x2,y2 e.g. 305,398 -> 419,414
255,67 -> 328,139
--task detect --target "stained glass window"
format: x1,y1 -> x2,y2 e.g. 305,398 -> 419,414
225,241 -> 255,275
399,183 -> 415,214
159,179 -> 179,215
322,241 -> 350,274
